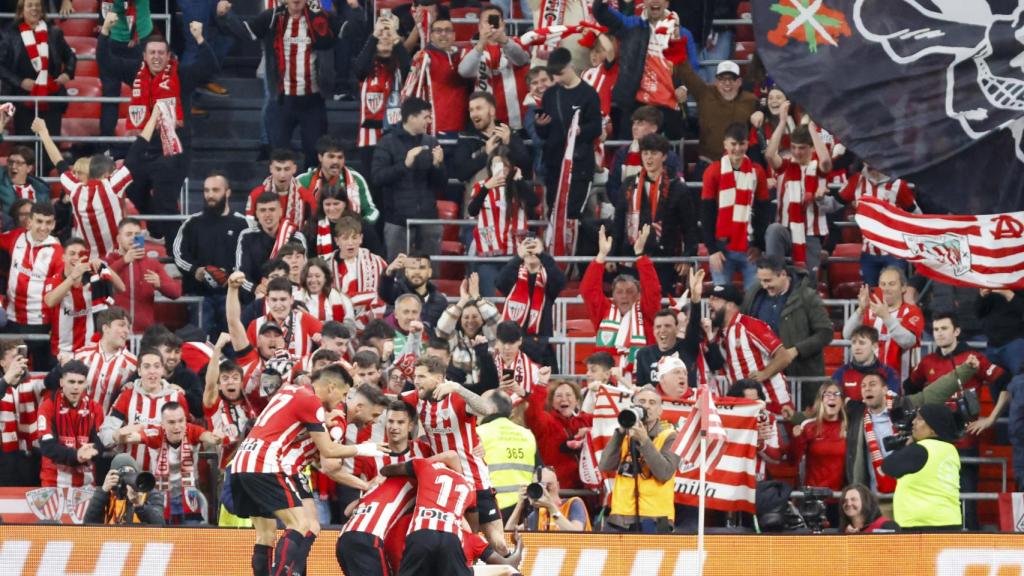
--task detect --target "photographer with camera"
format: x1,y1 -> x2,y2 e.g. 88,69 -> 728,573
881,404 -> 965,531
504,465 -> 590,532
84,453 -> 164,525
598,385 -> 680,533
845,356 -> 979,508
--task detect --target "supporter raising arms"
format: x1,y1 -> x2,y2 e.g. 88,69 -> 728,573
495,234 -> 565,367
842,268 -> 924,383
43,237 -> 122,357
582,225 -> 661,376
457,4 -> 531,130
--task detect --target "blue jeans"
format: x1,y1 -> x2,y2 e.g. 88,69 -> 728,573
179,0 -> 234,65
314,495 -> 332,526
697,30 -> 735,83
260,71 -> 279,146
490,0 -> 532,19
986,338 -> 1024,375
201,294 -> 228,341
859,252 -> 905,287
710,248 -> 758,290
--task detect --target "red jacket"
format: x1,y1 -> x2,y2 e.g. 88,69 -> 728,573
790,418 -> 846,491
523,385 -> 593,490
418,45 -> 470,133
105,250 -> 182,333
579,256 -> 661,364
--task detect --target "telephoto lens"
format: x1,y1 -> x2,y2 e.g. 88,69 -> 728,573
526,482 -> 545,500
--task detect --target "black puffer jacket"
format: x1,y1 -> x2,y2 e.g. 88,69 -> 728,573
593,0 -> 651,112
371,126 -> 448,225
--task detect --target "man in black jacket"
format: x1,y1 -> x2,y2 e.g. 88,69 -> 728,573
84,455 -> 165,525
453,91 -> 532,187
172,171 -> 250,338
535,48 -> 602,253
235,191 -> 306,298
379,253 -> 448,328
372,97 -> 447,262
98,13 -> 217,241
494,237 -> 566,370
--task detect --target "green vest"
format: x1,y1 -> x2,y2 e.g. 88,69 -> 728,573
893,438 -> 961,528
477,418 -> 537,510
109,0 -> 153,44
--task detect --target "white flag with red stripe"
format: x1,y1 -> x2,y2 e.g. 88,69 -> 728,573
583,384 -> 761,512
671,381 -> 729,473
855,196 -> 1024,289
545,109 -> 580,257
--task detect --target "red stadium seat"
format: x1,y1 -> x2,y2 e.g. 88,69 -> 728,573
439,240 -> 465,280
60,116 -> 100,138
58,18 -> 98,38
114,118 -> 129,136
64,77 -> 102,118
72,0 -> 100,12
437,200 -> 460,242
75,58 -> 99,78
735,2 -> 754,41
827,243 -> 862,299
564,318 -> 595,335
451,8 -> 479,43
66,36 -> 97,57
119,83 -> 131,117
733,40 -> 756,63
433,279 -> 462,297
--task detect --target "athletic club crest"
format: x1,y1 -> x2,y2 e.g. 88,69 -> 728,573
65,486 -> 94,524
25,487 -> 65,522
903,232 -> 972,276
854,0 -> 1024,160
128,104 -> 148,127
366,93 -> 384,115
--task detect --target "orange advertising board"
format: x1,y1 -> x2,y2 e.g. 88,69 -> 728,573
2,525 -> 1024,576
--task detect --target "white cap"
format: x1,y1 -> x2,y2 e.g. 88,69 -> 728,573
657,354 -> 687,380
716,60 -> 741,77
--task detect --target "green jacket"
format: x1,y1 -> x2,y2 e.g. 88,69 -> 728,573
109,0 -> 154,44
845,363 -> 977,488
297,167 -> 379,224
741,268 -> 833,377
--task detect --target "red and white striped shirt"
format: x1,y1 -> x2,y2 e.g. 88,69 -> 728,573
105,383 -> 190,472
838,172 -> 917,256
205,395 -> 257,470
776,158 -> 829,237
407,457 -> 477,539
493,351 -> 541,403
37,393 -> 104,487
400,390 -> 492,490
356,440 -> 429,482
232,383 -> 325,475
0,375 -> 47,454
342,476 -> 416,539
61,167 -> 133,260
281,15 -> 318,96
474,44 -> 528,130
718,313 -> 793,415
74,344 -> 138,415
246,310 -> 323,360
12,183 -> 38,202
861,301 -> 924,383
0,229 -> 62,326
45,268 -> 115,356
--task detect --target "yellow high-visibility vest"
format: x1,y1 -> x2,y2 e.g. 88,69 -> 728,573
478,417 -> 537,510
610,425 -> 676,521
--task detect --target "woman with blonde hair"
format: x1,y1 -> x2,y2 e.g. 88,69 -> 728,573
790,382 -> 848,527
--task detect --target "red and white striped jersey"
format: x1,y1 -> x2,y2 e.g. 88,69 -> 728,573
37,393 -> 104,488
400,390 -> 492,490
718,313 -> 793,415
838,172 -> 917,256
355,440 -> 429,482
407,457 -> 477,539
105,383 -> 190,472
74,344 -> 138,414
0,229 -> 63,326
776,158 -> 829,237
45,268 -> 115,356
232,383 -> 326,475
61,167 -> 133,260
862,301 -> 924,383
493,351 -> 541,404
0,375 -> 47,454
246,310 -> 323,360
281,15 -> 319,96
204,395 -> 257,470
12,183 -> 37,202
341,476 -> 416,539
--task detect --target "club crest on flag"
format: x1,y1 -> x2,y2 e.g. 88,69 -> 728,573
65,487 -> 94,525
903,232 -> 972,276
26,487 -> 65,522
767,0 -> 851,53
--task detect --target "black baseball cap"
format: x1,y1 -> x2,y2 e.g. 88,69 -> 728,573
710,284 -> 743,306
259,321 -> 285,336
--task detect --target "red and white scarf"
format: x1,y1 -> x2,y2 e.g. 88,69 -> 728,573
494,350 -> 540,400
19,22 -> 58,112
358,60 -> 396,147
334,248 -> 386,328
473,181 -> 526,256
101,1 -> 138,45
625,170 -> 666,245
260,176 -> 309,228
155,435 -> 202,520
128,59 -> 184,155
545,109 -> 579,256
315,218 -> 335,257
299,289 -> 351,322
777,159 -> 819,267
863,395 -> 897,493
637,10 -> 686,110
521,22 -> 608,60
716,155 -> 756,252
269,219 -> 298,259
402,50 -> 436,135
595,301 -> 646,369
501,264 -> 546,335
621,140 -> 642,184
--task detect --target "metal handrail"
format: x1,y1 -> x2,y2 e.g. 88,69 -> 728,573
0,12 -> 172,20
1,95 -> 128,103
3,134 -> 134,143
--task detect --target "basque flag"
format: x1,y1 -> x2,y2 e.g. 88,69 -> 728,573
753,0 -> 1024,213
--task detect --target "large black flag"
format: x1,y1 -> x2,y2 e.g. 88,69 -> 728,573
753,0 -> 1024,213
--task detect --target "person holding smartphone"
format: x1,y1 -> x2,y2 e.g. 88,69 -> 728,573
0,339 -> 52,487
104,218 -> 182,333
457,4 -> 531,130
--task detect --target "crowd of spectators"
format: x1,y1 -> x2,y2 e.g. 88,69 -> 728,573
0,0 -> 1020,546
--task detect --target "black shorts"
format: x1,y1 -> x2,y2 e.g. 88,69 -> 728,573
336,531 -> 388,576
467,488 -> 501,524
397,530 -> 471,576
230,472 -> 312,519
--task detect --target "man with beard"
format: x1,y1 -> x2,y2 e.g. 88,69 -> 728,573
380,253 -> 448,328
172,171 -> 249,338
453,92 -> 532,194
706,283 -> 796,418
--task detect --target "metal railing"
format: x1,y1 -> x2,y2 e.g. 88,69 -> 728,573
0,11 -> 174,44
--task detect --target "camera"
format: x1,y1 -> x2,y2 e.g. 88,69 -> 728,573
796,486 -> 832,533
526,482 -> 544,500
116,466 -> 155,496
882,405 -> 917,452
618,406 -> 647,429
